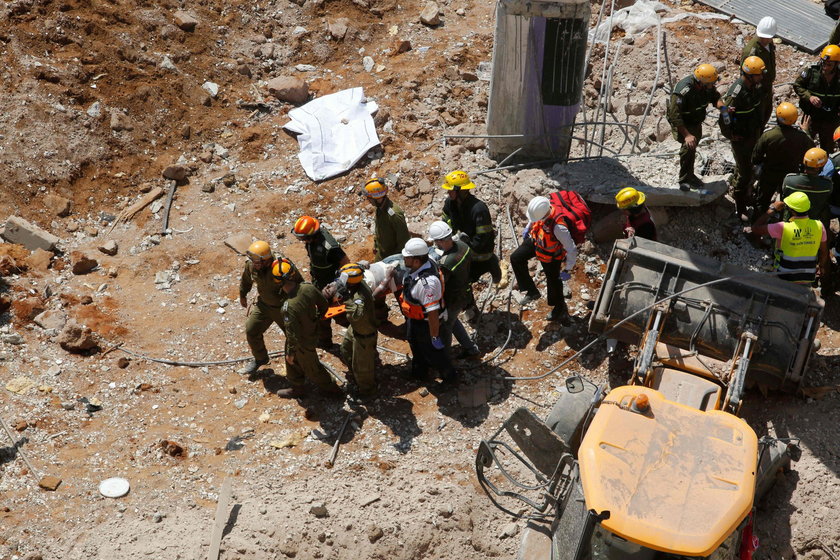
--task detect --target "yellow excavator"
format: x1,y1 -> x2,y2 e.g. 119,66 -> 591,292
476,238 -> 817,559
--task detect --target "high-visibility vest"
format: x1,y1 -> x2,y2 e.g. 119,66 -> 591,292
529,221 -> 567,263
399,261 -> 445,320
775,217 -> 822,284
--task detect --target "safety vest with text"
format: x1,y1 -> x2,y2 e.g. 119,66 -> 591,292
399,260 -> 446,320
530,220 -> 567,263
775,217 -> 822,284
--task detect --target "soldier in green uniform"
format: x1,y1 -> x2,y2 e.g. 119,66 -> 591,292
363,178 -> 411,261
237,240 -> 300,375
666,63 -> 723,190
292,215 -> 350,348
781,147 -> 833,223
751,102 -> 815,215
330,263 -> 379,398
721,56 -> 766,219
741,17 -> 777,125
272,258 -> 343,399
794,45 -> 840,152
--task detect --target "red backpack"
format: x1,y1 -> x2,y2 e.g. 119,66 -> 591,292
548,191 -> 591,245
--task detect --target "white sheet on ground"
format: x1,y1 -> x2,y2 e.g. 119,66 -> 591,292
283,87 -> 380,181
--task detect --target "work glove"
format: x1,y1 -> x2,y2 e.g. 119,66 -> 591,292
521,227 -> 529,240
431,336 -> 445,350
559,270 -> 572,282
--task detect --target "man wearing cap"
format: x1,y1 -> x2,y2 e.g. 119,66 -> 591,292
616,187 -> 657,241
794,44 -> 840,152
749,192 -> 829,285
363,178 -> 411,261
398,237 -> 457,386
781,147 -> 834,224
741,17 -> 777,125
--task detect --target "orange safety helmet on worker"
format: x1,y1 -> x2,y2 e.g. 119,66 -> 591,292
292,215 -> 320,239
398,238 -> 446,321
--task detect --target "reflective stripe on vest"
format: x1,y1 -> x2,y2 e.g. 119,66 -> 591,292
774,218 -> 821,284
530,221 -> 567,263
399,261 -> 445,320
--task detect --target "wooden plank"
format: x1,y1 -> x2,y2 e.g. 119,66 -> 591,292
207,478 -> 233,560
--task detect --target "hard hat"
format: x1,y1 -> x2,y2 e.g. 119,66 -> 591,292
775,102 -> 798,126
803,147 -> 828,169
292,215 -> 320,238
441,170 -> 475,191
833,125 -> 840,142
338,263 -> 364,285
741,56 -> 766,76
246,240 -> 272,262
821,44 -> 840,62
693,64 -> 719,85
364,178 -> 388,199
526,196 -> 552,222
428,220 -> 453,241
271,258 -> 298,283
784,191 -> 811,213
615,187 -> 645,209
756,16 -> 777,39
402,237 -> 429,257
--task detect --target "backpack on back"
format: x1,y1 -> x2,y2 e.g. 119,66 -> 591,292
548,191 -> 591,244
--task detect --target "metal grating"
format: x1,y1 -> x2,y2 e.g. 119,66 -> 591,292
696,0 -> 835,53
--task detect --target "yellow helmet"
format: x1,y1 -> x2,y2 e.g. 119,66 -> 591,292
693,64 -> 718,85
615,187 -> 646,209
246,240 -> 272,262
741,56 -> 766,76
783,192 -> 811,214
441,170 -> 475,191
803,147 -> 828,169
271,258 -> 297,284
775,102 -> 798,126
821,44 -> 840,62
364,178 -> 388,199
338,263 -> 364,285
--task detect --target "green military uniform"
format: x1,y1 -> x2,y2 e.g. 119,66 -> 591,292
751,125 -> 815,213
282,283 -> 340,391
741,38 -> 776,124
793,64 -> 840,152
340,281 -> 379,396
304,227 -> 348,346
438,238 -> 479,355
240,259 -> 299,364
722,78 -> 765,214
781,173 -> 834,222
666,75 -> 721,184
374,198 -> 410,261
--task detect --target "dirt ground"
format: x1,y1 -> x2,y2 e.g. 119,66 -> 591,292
1,0 -> 839,558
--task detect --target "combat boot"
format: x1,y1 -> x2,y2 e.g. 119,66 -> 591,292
237,358 -> 268,375
277,386 -> 307,398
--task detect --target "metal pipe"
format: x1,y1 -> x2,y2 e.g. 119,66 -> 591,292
662,30 -> 673,92
632,20 -> 663,152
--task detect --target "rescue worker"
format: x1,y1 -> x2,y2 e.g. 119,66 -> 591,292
819,126 -> 840,249
616,187 -> 657,240
721,56 -> 767,219
666,63 -> 724,190
510,196 -> 577,324
794,44 -> 840,152
428,220 -> 481,358
741,16 -> 777,125
363,178 -> 410,261
237,240 -> 299,375
751,102 -> 815,216
781,148 -> 833,223
750,192 -> 829,285
398,237 -> 456,385
330,263 -> 379,398
272,258 -> 344,399
440,170 -> 501,318
292,215 -> 350,348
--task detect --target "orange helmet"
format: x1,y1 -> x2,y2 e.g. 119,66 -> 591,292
338,263 -> 365,285
775,102 -> 798,126
292,215 -> 320,239
833,125 -> 840,142
741,56 -> 765,76
693,64 -> 718,85
246,240 -> 272,262
821,44 -> 840,62
803,147 -> 828,169
271,258 -> 298,284
364,178 -> 388,199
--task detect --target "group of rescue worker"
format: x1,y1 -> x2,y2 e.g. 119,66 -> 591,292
667,16 -> 840,292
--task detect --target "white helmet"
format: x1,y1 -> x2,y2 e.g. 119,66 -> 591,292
526,196 -> 551,222
756,16 -> 776,39
402,237 -> 429,257
428,220 -> 453,241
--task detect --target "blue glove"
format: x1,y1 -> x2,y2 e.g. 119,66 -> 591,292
521,227 -> 529,240
431,336 -> 445,350
559,270 -> 572,282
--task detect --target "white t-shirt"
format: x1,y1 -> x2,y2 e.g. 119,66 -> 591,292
526,221 -> 578,272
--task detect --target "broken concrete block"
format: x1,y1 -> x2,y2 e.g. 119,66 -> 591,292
24,248 -> 52,273
98,240 -> 118,256
420,2 -> 441,25
38,475 -> 62,491
392,39 -> 412,55
44,194 -> 72,217
70,252 -> 98,275
109,110 -> 134,131
34,309 -> 67,331
224,232 -> 253,255
2,216 -> 59,251
266,76 -> 309,105
328,18 -> 349,40
162,165 -> 188,181
173,11 -> 198,31
624,101 -> 646,116
57,320 -> 97,353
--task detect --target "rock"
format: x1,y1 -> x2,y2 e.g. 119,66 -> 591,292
44,194 -> 72,217
278,540 -> 298,557
363,56 -> 375,72
70,252 -> 98,275
38,475 -> 62,491
420,2 -> 441,25
437,504 -> 454,518
500,522 -> 519,538
152,512 -> 165,523
202,183 -> 215,193
86,101 -> 102,118
360,494 -> 381,507
222,174 -> 237,187
267,76 -> 309,104
98,240 -> 118,256
202,81 -> 219,98
237,64 -> 252,78
181,125 -> 191,139
328,18 -> 349,40
173,11 -> 198,31
66,221 -> 79,232
24,249 -> 52,273
84,226 -> 99,237
447,122 -> 486,152
461,71 -> 479,82
224,232 -> 253,255
2,216 -> 59,251
309,502 -> 328,517
117,357 -> 130,368
160,56 -> 177,71
109,110 -> 134,131
162,165 -> 189,181
80,295 -> 93,305
368,525 -> 384,543
160,439 -> 185,457
1,333 -> 24,345
392,39 -> 412,55
33,310 -> 67,331
57,320 -> 97,352
624,101 -> 646,116
13,419 -> 28,431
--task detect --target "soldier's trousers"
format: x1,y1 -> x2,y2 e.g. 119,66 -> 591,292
341,327 -> 377,395
244,300 -> 285,364
442,301 -> 478,353
810,117 -> 839,154
406,318 -> 455,381
730,137 -> 758,213
284,340 -> 338,390
672,122 -> 703,182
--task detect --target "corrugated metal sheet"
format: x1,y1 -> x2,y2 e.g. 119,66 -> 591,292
696,0 -> 835,53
